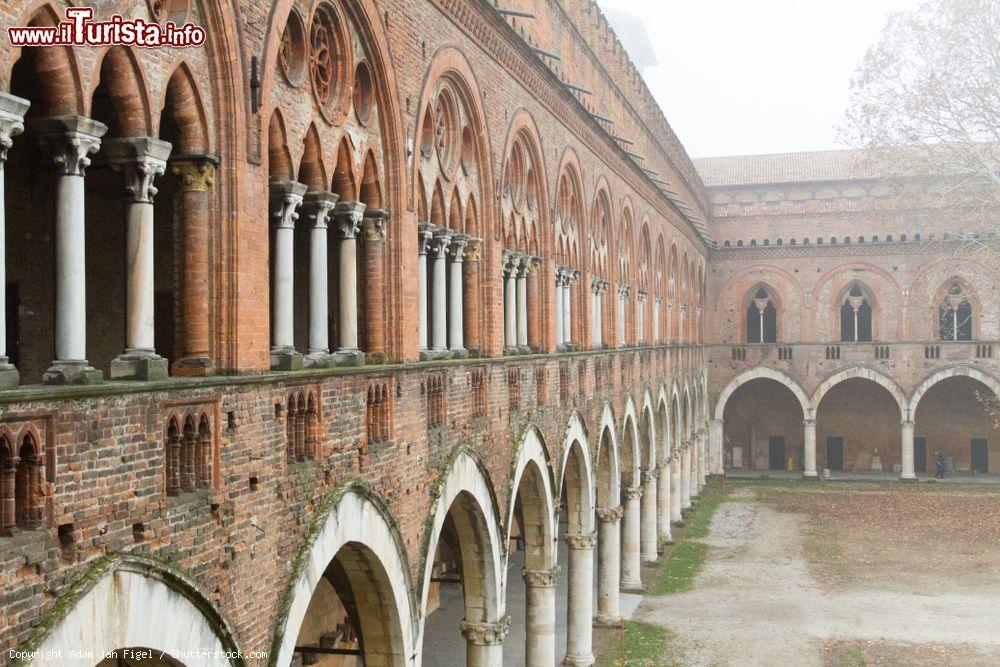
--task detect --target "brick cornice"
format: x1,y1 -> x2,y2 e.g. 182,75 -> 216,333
428,0 -> 708,250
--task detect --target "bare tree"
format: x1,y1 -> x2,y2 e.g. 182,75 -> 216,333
840,0 -> 1000,249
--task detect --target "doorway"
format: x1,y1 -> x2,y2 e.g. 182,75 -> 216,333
768,436 -> 786,471
826,437 -> 844,471
971,439 -> 988,474
914,437 -> 927,474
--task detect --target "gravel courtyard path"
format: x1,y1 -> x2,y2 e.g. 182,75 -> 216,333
635,493 -> 1000,666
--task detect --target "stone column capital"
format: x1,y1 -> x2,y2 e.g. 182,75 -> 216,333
596,505 -> 624,523
106,136 -> 173,203
565,532 -> 597,550
516,254 -> 533,277
522,566 -> 560,588
301,190 -> 340,229
642,468 -> 659,483
431,228 -> 453,257
591,276 -> 602,293
637,291 -> 647,303
668,298 -> 676,309
459,615 -> 511,646
449,233 -> 469,260
654,295 -> 663,305
0,93 -> 29,162
624,485 -> 643,500
334,200 -> 366,238
171,154 -> 219,192
417,221 -> 436,254
362,208 -> 390,241
600,280 -> 610,293
503,249 -> 521,273
269,181 -> 308,229
31,115 -> 107,176
803,418 -> 817,428
463,236 -> 483,262
901,419 -> 915,429
618,284 -> 631,298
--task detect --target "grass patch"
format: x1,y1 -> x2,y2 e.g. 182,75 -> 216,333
646,478 -> 729,595
647,541 -> 708,594
594,620 -> 684,666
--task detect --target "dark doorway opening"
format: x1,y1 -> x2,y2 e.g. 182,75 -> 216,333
768,436 -> 786,471
914,437 -> 927,474
971,439 -> 988,474
6,283 -> 19,368
826,437 -> 844,471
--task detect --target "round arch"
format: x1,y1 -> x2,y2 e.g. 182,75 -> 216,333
22,555 -> 241,666
417,449 -> 504,638
272,486 -> 416,666
504,426 -> 557,572
657,385 -> 672,462
811,366 -> 908,417
620,397 -> 641,486
557,411 -> 596,536
595,402 -> 622,507
715,367 -> 811,421
640,389 -> 657,470
910,365 -> 1000,415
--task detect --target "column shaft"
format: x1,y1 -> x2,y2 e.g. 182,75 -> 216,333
463,239 -> 482,353
418,227 -> 431,350
516,261 -> 528,348
709,418 -> 724,475
554,276 -> 564,349
362,211 -> 388,360
0,94 -> 27,388
901,420 -> 916,480
523,568 -> 557,667
657,463 -> 672,543
504,256 -> 518,348
641,471 -> 658,562
670,457 -> 682,522
595,507 -> 622,625
431,232 -> 451,352
681,446 -> 692,509
803,419 -> 818,478
564,534 -> 596,666
621,487 -> 642,589
448,235 -> 466,352
562,276 -> 572,345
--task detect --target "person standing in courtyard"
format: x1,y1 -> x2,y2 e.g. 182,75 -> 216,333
935,452 -> 946,479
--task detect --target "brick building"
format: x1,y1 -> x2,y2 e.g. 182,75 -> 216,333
0,1 -> 995,666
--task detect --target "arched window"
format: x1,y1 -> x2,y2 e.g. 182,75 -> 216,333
745,286 -> 777,343
840,284 -> 873,342
939,281 -> 973,341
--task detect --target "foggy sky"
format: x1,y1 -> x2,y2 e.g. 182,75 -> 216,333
597,0 -> 926,158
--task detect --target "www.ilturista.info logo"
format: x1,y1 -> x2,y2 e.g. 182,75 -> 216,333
8,7 -> 206,48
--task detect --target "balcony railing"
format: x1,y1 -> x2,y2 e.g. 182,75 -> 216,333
713,340 -> 1000,369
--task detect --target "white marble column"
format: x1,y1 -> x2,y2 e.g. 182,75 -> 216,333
595,505 -> 622,625
563,271 -> 575,346
301,191 -> 339,366
0,94 -> 28,389
670,454 -> 682,522
692,435 -> 702,496
617,285 -> 628,347
333,201 -> 365,365
621,485 -> 642,589
431,229 -> 452,353
516,255 -> 529,351
803,418 -> 818,478
657,460 -> 672,543
653,297 -> 661,344
268,181 -> 307,370
667,299 -> 675,344
681,443 -> 692,509
459,616 -> 509,667
106,136 -> 172,381
564,533 -> 596,666
417,222 -> 434,352
591,278 -> 602,349
448,234 -> 467,354
637,293 -> 645,344
554,268 -> 565,349
709,418 -> 724,475
34,116 -> 108,384
901,419 -> 916,480
640,469 -> 658,562
523,567 -> 558,667
503,251 -> 519,351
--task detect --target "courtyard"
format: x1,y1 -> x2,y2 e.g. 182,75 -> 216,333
609,479 -> 1000,666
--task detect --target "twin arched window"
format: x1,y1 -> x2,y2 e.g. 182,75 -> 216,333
840,284 -> 873,342
745,286 -> 777,343
939,281 -> 973,341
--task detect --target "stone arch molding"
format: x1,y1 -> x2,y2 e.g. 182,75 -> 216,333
504,425 -> 557,572
21,555 -> 241,667
417,449 -> 504,638
657,384 -> 672,461
810,365 -> 908,418
640,388 -> 657,468
910,365 -> 1000,416
714,367 -> 811,421
621,396 -> 641,482
272,486 -> 417,667
596,401 -> 622,502
557,411 -> 596,534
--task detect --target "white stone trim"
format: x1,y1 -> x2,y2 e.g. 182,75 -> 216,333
274,489 -> 416,667
557,411 -> 596,537
810,365 -> 908,418
909,364 -> 1000,417
504,426 -> 557,576
596,402 -> 622,503
714,367 -> 810,421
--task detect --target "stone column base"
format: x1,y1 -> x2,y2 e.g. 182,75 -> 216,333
44,360 -> 103,385
303,352 -> 334,368
111,352 -> 169,381
270,349 -> 303,371
562,654 -> 596,667
0,360 -> 19,389
620,579 -> 643,591
802,471 -> 820,480
420,348 -> 453,361
332,348 -> 365,366
593,613 -> 622,628
641,554 -> 658,564
449,348 -> 470,359
172,356 -> 213,376
900,475 -> 918,483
